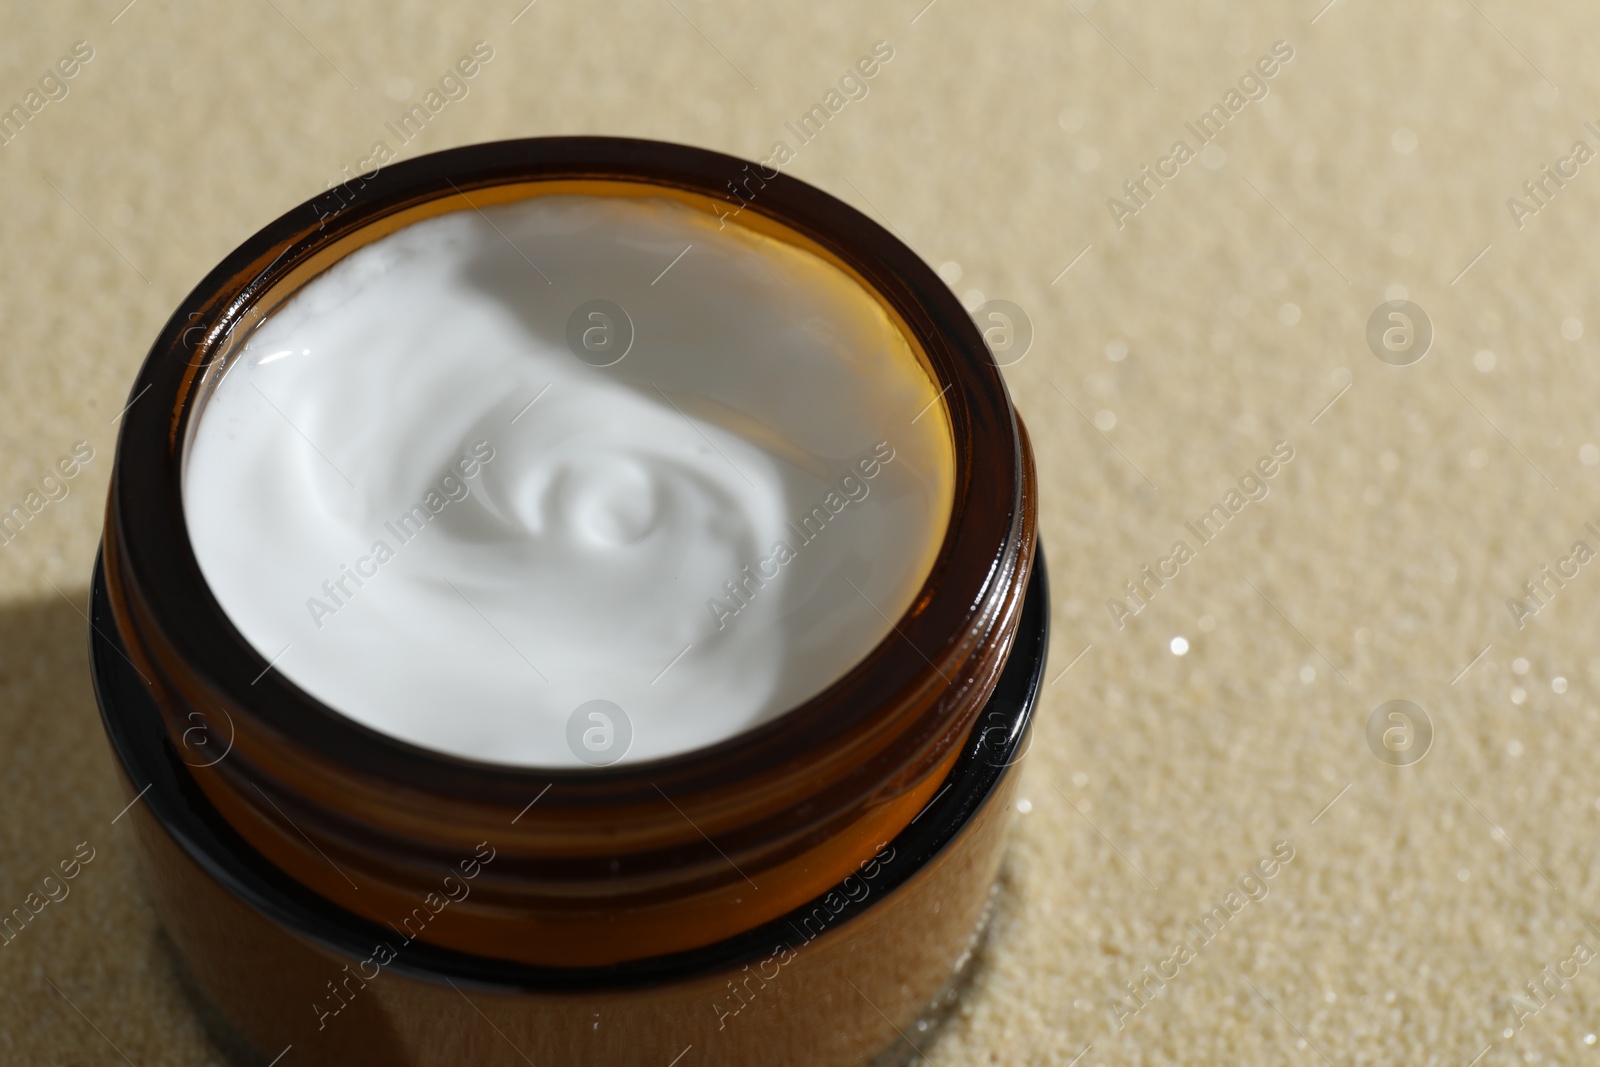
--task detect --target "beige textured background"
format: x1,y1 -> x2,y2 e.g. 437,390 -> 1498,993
3,0 -> 1599,1063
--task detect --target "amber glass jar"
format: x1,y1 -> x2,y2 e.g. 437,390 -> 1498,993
94,137 -> 1044,1066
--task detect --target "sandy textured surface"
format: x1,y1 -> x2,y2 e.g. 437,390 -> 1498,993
4,0 -> 1600,1063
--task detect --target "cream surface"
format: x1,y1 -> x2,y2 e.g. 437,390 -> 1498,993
183,194 -> 953,767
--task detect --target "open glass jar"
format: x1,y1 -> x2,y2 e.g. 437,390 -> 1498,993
94,137 -> 1044,1067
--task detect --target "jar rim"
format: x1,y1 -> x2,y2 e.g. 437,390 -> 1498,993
109,136 -> 1027,802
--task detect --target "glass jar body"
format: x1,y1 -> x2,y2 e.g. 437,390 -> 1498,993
99,138 -> 1040,974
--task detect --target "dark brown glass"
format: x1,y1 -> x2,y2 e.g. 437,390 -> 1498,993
102,137 -> 1038,968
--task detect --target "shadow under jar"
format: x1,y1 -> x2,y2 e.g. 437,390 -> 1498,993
94,137 -> 1044,1067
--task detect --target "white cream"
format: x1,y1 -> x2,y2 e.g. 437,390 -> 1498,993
184,193 -> 953,767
